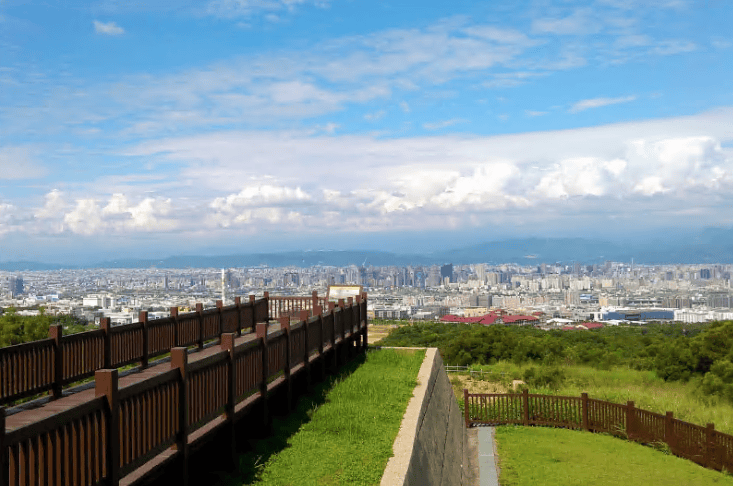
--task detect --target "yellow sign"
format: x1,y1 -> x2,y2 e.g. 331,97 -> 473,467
327,285 -> 363,303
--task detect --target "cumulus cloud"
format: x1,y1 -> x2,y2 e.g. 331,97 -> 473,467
60,195 -> 176,235
93,20 -> 125,35
570,95 -> 636,113
209,184 -> 311,227
34,190 -> 68,230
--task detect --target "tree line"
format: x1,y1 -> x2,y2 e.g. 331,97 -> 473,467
0,307 -> 91,347
379,320 -> 733,402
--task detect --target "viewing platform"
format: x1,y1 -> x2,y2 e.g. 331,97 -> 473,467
1,291 -> 368,486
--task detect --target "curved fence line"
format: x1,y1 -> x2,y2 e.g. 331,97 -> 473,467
1,293 -> 369,486
0,291 -> 334,407
464,389 -> 732,473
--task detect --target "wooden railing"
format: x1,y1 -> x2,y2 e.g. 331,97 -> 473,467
0,297 -> 269,406
267,290 -> 328,320
1,294 -> 368,486
464,389 -> 733,473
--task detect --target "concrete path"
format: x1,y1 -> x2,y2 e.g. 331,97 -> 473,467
477,427 -> 500,486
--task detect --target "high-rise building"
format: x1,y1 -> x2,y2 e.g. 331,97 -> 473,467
440,263 -> 454,283
8,276 -> 23,297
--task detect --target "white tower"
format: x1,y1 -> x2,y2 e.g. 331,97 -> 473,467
221,268 -> 226,305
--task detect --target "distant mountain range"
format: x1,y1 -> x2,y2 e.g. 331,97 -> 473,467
3,228 -> 733,270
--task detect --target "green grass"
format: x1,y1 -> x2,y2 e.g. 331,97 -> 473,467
217,348 -> 425,486
495,426 -> 733,486
462,361 -> 733,434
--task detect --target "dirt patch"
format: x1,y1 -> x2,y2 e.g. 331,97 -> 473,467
368,324 -> 399,345
449,374 -> 508,399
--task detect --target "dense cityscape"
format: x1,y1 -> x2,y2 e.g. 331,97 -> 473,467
2,261 -> 732,328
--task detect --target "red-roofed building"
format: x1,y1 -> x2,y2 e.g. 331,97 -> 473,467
500,315 -> 539,325
578,322 -> 604,330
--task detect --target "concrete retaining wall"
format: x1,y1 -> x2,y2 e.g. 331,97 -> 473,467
381,348 -> 470,486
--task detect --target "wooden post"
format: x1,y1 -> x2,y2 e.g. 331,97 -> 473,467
522,389 -> 530,426
263,291 -> 270,323
665,411 -> 676,453
463,389 -> 470,428
329,303 -> 338,370
196,303 -> 204,351
216,300 -> 224,337
171,348 -> 190,486
338,300 -> 347,363
170,307 -> 179,347
249,295 -> 256,333
362,292 -> 369,349
49,324 -> 63,399
279,316 -> 292,412
581,393 -> 589,431
139,311 -> 149,369
354,296 -> 362,354
626,401 -> 635,440
300,310 -> 311,391
316,307 -> 325,380
234,297 -> 242,336
95,369 -> 120,486
706,423 -> 716,469
0,407 -> 8,486
221,334 -> 237,469
100,317 -> 112,369
311,291 -> 318,316
257,323 -> 269,427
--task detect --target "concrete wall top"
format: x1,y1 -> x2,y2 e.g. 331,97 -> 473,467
380,347 -> 470,486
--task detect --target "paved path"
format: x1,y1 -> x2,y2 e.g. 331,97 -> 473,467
478,427 -> 500,486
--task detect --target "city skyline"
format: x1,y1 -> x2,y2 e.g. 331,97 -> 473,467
1,0 -> 732,263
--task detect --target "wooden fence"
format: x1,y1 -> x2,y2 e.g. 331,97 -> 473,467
1,294 -> 368,486
268,291 -> 328,321
464,389 -> 733,473
0,296 -> 268,406
0,291 -> 335,407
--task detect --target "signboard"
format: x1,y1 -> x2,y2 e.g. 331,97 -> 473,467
327,285 -> 363,303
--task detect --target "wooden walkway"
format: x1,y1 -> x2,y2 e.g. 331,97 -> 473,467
4,324 -> 286,431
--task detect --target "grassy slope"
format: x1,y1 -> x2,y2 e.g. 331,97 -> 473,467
453,362 -> 733,434
224,348 -> 425,486
495,426 -> 733,486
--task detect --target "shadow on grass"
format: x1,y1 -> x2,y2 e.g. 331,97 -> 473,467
210,352 -> 368,486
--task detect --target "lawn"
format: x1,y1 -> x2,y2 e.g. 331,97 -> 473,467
216,348 -> 425,486
495,426 -> 733,486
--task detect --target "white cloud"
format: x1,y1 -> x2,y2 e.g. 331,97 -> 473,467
532,9 -> 602,36
0,146 -> 46,179
534,157 -> 626,199
35,190 -> 68,219
633,176 -> 668,195
364,110 -> 386,121
205,0 -> 327,19
119,107 -> 733,236
60,195 -> 177,235
569,95 -> 636,113
64,199 -> 104,236
93,20 -> 125,35
423,118 -> 467,130
0,203 -> 18,235
211,184 -> 310,210
650,40 -> 696,56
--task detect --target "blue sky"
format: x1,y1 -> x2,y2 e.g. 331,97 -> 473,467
1,0 -> 732,263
